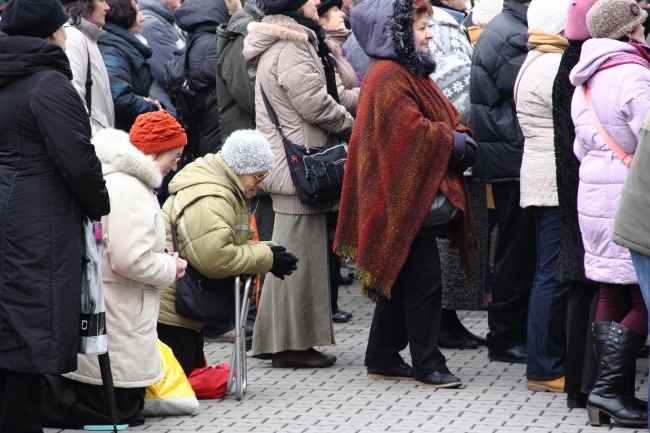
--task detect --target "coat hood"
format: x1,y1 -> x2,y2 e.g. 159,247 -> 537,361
174,0 -> 234,33
168,153 -> 247,202
100,21 -> 153,66
218,2 -> 264,38
0,35 -> 72,89
243,14 -> 317,64
93,128 -> 163,189
66,17 -> 105,41
350,0 -> 435,76
139,0 -> 175,25
570,39 -> 643,86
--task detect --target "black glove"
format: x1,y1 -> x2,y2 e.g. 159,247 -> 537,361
270,245 -> 299,280
449,131 -> 477,173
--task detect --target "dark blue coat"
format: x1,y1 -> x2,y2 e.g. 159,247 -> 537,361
99,22 -> 159,131
468,1 -> 528,183
0,36 -> 110,374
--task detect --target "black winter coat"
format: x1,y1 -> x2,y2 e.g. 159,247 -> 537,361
0,36 -> 110,374
99,22 -> 159,132
174,0 -> 227,155
468,1 -> 528,183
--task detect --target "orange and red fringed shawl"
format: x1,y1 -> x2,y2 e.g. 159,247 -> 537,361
334,60 -> 478,301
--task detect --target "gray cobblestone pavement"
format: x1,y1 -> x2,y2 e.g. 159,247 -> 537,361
46,280 -> 649,433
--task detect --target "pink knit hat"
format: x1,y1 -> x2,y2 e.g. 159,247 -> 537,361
564,0 -> 600,41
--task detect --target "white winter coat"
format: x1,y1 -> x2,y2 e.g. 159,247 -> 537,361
64,128 -> 176,387
514,50 -> 562,207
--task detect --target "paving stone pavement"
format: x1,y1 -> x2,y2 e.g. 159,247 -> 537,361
46,280 -> 649,433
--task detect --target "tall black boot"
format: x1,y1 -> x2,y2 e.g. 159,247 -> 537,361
587,323 -> 648,427
569,322 -> 611,409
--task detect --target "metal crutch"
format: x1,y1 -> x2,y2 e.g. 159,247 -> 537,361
227,275 -> 253,400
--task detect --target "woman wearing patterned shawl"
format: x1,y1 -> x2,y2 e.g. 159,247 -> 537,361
335,0 -> 477,389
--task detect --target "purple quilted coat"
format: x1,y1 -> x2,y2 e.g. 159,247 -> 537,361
570,39 -> 650,284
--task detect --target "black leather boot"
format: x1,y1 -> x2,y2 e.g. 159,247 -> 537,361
441,308 -> 487,346
586,323 -> 648,427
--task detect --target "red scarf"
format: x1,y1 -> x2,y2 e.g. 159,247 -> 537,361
334,60 -> 477,300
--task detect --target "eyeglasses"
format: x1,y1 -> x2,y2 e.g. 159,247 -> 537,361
252,172 -> 269,182
170,154 -> 181,164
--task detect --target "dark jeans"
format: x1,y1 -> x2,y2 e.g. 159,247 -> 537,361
526,206 -> 569,380
488,182 -> 536,351
0,370 -> 42,433
365,229 -> 447,379
630,250 -> 650,416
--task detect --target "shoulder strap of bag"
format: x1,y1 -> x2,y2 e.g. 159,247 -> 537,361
85,47 -> 93,113
583,83 -> 633,168
514,51 -> 543,105
260,86 -> 282,131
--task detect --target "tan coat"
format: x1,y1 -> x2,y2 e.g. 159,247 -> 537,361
324,26 -> 359,117
243,14 -> 354,214
158,153 -> 275,331
64,19 -> 115,135
64,128 -> 176,388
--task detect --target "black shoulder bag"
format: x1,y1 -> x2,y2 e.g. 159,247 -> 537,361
170,204 -> 235,322
260,86 -> 347,205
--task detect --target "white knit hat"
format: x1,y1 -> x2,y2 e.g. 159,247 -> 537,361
221,130 -> 275,175
472,0 -> 503,27
528,0 -> 569,35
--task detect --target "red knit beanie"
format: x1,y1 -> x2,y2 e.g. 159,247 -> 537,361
129,111 -> 188,155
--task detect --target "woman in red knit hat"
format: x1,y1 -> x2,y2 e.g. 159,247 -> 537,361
40,111 -> 188,428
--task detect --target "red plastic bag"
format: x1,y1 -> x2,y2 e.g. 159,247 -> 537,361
187,363 -> 230,399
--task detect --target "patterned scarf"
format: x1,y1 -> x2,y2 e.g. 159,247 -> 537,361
334,60 -> 477,300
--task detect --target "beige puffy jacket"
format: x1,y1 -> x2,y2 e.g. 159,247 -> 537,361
514,50 -> 562,208
243,14 -> 354,214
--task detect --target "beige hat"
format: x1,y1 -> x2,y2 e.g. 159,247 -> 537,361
586,0 -> 648,40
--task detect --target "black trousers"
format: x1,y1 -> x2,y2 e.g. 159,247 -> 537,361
564,282 -> 599,395
365,229 -> 446,379
157,323 -> 206,377
488,182 -> 536,351
0,369 -> 42,433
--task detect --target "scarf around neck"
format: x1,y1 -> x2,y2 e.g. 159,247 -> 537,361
527,28 -> 568,54
283,11 -> 340,103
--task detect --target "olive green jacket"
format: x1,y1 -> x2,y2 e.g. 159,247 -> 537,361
158,152 -> 274,331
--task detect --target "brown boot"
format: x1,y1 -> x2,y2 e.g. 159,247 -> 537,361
271,348 -> 337,368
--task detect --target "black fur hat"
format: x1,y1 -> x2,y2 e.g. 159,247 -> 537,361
317,0 -> 342,16
257,0 -> 309,15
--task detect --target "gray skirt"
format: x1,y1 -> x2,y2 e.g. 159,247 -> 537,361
438,180 -> 488,310
252,212 -> 335,356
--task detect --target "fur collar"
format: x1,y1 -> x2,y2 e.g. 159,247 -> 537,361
92,128 -> 163,189
248,14 -> 315,43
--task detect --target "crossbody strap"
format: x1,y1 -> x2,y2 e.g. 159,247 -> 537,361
583,83 -> 633,168
85,47 -> 93,113
260,86 -> 282,132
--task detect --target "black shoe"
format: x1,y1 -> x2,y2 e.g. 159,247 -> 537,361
438,325 -> 478,349
332,310 -> 350,323
367,362 -> 414,381
567,392 -> 588,409
488,345 -> 527,364
339,275 -> 354,286
415,369 -> 462,388
441,308 -> 487,346
338,309 -> 353,319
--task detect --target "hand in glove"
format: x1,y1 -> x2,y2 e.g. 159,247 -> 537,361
270,245 -> 299,280
449,131 -> 477,173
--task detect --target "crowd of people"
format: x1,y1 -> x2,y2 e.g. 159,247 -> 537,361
3,0 -> 650,430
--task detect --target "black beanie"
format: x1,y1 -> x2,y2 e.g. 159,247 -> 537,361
257,0 -> 309,15
317,0 -> 342,17
0,0 -> 70,38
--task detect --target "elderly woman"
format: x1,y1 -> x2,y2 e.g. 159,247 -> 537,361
157,130 -> 298,380
335,0 -> 477,388
99,0 -> 160,132
243,0 -> 354,367
570,0 -> 650,426
40,111 -> 188,427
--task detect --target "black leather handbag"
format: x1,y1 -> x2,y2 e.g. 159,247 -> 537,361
261,87 -> 347,205
170,210 -> 234,322
421,191 -> 460,227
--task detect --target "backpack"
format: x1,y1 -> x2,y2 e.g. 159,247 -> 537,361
164,36 -> 205,130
